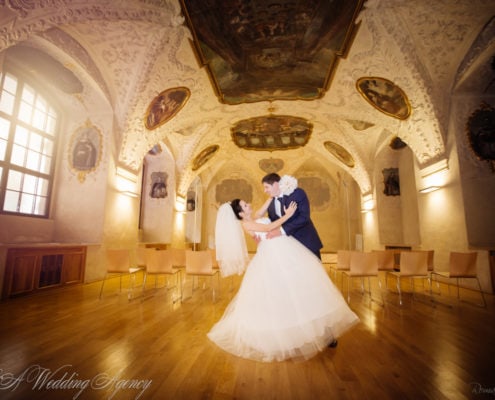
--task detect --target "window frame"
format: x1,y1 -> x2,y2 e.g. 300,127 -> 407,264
0,66 -> 61,219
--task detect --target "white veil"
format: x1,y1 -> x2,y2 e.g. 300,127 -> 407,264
215,202 -> 249,277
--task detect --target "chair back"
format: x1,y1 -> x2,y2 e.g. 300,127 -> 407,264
105,249 -> 131,273
399,251 -> 428,276
208,248 -> 219,269
373,250 -> 395,271
425,250 -> 434,271
170,248 -> 186,268
349,251 -> 378,276
185,250 -> 214,275
448,252 -> 478,277
336,250 -> 352,271
145,249 -> 175,274
136,247 -> 147,268
321,253 -> 337,265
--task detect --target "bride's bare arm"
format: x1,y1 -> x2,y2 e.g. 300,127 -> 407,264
243,202 -> 297,232
253,197 -> 272,219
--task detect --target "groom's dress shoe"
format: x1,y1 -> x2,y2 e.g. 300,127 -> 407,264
328,340 -> 338,348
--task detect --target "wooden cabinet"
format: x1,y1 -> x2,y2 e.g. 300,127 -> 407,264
2,245 -> 86,299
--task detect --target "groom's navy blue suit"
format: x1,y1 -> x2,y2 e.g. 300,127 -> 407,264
267,187 -> 323,259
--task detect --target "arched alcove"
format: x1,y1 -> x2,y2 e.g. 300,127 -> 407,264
375,142 -> 421,246
140,143 -> 176,243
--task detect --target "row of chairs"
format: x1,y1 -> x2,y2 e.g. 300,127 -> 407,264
328,249 -> 485,307
99,248 -> 220,302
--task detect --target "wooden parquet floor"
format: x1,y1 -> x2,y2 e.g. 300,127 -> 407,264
0,270 -> 494,400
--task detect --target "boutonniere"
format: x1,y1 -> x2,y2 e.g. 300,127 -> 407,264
279,175 -> 298,196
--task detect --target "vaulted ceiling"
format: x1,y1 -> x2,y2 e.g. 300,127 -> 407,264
1,0 -> 494,196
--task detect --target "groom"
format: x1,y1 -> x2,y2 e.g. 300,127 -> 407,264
262,173 -> 323,259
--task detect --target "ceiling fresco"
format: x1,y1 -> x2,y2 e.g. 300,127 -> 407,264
180,0 -> 364,104
1,0 -> 492,197
231,115 -> 312,150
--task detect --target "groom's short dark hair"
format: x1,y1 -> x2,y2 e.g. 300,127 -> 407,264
262,173 -> 281,185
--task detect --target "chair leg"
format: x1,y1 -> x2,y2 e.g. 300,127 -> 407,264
396,276 -> 403,305
475,277 -> 487,308
377,278 -> 385,306
346,275 -> 351,303
99,274 -> 108,299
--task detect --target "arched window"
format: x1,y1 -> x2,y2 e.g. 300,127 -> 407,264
0,71 -> 58,217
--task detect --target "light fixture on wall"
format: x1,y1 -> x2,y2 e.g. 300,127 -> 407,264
115,166 -> 139,198
175,195 -> 186,213
361,193 -> 374,213
119,190 -> 139,198
419,159 -> 449,193
419,186 -> 441,194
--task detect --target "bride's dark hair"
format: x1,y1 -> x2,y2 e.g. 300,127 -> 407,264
230,199 -> 243,220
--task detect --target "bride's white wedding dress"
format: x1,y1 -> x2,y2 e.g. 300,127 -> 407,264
207,218 -> 359,362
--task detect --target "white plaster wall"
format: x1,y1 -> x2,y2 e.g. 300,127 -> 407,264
140,147 -> 175,244
414,111 -> 493,293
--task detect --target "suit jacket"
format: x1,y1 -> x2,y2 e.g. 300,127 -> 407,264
267,187 -> 323,258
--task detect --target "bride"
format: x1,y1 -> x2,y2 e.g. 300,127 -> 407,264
208,197 -> 359,362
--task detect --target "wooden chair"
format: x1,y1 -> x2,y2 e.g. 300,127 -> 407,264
99,249 -> 143,299
170,248 -> 186,269
343,251 -> 383,305
386,251 -> 430,305
142,248 -> 182,302
184,250 -> 220,301
321,252 -> 338,279
431,251 -> 485,307
335,250 -> 352,290
135,247 -> 147,270
373,250 -> 396,288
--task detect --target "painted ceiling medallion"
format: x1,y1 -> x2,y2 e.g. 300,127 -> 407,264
466,102 -> 495,166
324,141 -> 355,168
192,145 -> 219,171
144,87 -> 190,130
259,158 -> 284,173
347,119 -> 374,131
180,0 -> 363,104
231,115 -> 312,151
356,77 -> 411,120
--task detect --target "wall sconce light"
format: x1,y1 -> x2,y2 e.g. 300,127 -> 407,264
419,159 -> 448,193
119,190 -> 139,198
419,186 -> 441,194
115,165 -> 139,197
361,194 -> 374,212
175,195 -> 186,212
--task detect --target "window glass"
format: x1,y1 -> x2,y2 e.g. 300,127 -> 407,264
0,92 -> 15,115
33,109 -> 45,130
30,132 -> 43,152
0,139 -> 6,161
19,193 -> 35,213
4,190 -> 19,212
26,150 -> 40,171
10,144 -> 26,166
40,155 -> 51,174
38,177 -> 49,196
23,174 -> 37,194
34,196 -> 47,215
18,101 -> 33,123
0,71 -> 58,217
0,116 -> 10,139
6,170 -> 22,190
14,125 -> 29,146
46,114 -> 56,135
